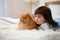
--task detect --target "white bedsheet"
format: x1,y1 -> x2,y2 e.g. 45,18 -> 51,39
0,17 -> 60,40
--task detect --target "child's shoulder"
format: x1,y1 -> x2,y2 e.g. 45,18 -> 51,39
40,22 -> 50,30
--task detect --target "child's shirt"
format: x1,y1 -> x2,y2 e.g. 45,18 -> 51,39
40,22 -> 51,30
39,22 -> 60,31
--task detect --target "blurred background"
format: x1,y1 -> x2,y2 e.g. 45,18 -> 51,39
0,0 -> 60,18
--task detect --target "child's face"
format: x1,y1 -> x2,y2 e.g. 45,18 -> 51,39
34,14 -> 45,24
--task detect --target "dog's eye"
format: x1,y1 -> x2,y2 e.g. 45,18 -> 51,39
20,18 -> 25,22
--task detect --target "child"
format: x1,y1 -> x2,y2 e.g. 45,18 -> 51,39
34,6 -> 59,31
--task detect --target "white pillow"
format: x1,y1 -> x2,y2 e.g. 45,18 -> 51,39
0,17 -> 19,24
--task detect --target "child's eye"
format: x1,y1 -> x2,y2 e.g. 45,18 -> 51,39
34,15 -> 41,18
38,16 -> 41,18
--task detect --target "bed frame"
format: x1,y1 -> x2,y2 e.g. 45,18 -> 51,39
45,1 -> 60,6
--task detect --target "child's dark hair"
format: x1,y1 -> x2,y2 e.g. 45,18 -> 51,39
34,6 -> 58,30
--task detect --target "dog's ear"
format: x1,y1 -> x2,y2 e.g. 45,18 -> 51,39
26,13 -> 32,20
26,13 -> 30,17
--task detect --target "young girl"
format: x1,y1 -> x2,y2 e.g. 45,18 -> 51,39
34,6 -> 59,31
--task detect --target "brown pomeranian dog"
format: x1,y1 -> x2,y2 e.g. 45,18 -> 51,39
17,13 -> 39,30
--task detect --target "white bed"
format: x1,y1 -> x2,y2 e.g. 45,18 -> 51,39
0,17 -> 60,40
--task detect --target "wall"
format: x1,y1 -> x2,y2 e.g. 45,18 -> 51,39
5,0 -> 31,18
0,0 -> 5,17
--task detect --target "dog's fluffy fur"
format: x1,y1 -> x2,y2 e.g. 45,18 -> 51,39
17,13 -> 38,30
